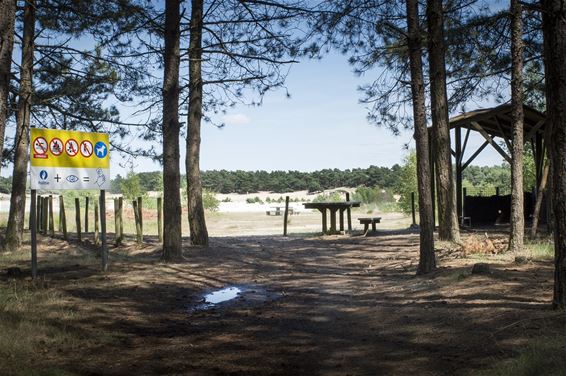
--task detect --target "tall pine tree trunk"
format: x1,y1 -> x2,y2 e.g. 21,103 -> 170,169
162,0 -> 183,260
543,0 -> 566,309
4,0 -> 34,251
186,0 -> 208,246
0,0 -> 16,175
407,0 -> 436,274
508,0 -> 524,253
426,0 -> 459,243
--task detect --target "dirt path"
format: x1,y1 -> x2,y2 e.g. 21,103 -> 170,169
2,232 -> 564,375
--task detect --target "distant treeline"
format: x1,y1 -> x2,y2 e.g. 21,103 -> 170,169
0,163 -> 517,197
199,166 -> 403,193
97,164 -> 521,195
109,166 -> 401,194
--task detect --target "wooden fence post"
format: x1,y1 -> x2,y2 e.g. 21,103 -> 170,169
411,192 -> 417,226
58,196 -> 62,232
133,200 -> 142,244
119,196 -> 123,244
94,198 -> 100,246
75,198 -> 81,242
346,192 -> 352,232
283,196 -> 290,236
60,195 -> 67,240
100,191 -> 108,272
36,195 -> 42,233
137,196 -> 143,241
42,196 -> 48,235
114,198 -> 119,245
48,195 -> 54,236
84,196 -> 89,234
157,197 -> 163,242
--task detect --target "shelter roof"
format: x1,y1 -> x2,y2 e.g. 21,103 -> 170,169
448,103 -> 546,140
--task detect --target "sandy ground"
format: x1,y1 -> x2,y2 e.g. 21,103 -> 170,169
1,227 -> 564,375
0,191 -> 412,237
0,188 -> 362,215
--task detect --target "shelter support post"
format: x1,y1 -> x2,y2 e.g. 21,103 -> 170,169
533,132 -> 545,193
428,129 -> 436,226
455,124 -> 463,221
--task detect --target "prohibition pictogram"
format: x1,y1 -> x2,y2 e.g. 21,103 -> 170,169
80,140 -> 93,158
33,137 -> 48,158
49,138 -> 63,156
65,139 -> 79,157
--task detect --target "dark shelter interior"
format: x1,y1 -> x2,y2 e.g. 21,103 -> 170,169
429,104 -> 546,227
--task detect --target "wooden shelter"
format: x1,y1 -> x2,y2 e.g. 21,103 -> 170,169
430,104 -> 546,222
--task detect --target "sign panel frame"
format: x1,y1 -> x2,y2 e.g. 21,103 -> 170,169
30,128 -> 110,190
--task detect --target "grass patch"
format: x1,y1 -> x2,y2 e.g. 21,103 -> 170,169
485,335 -> 566,376
446,269 -> 470,282
0,253 -> 120,375
0,279 -> 79,375
379,201 -> 401,213
524,240 -> 554,261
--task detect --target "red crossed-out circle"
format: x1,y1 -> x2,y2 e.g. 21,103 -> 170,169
80,140 -> 93,158
49,138 -> 63,156
65,139 -> 79,157
33,137 -> 48,155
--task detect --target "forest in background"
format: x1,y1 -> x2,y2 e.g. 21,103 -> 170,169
0,159 -> 524,198
105,158 -> 530,197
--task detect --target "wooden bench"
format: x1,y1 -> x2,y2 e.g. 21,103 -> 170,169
358,217 -> 381,235
266,207 -> 294,216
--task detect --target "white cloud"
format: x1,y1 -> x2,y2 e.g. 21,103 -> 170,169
221,113 -> 251,126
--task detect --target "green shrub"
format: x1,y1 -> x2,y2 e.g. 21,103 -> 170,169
313,191 -> 343,203
398,151 -> 417,214
203,190 -> 220,212
120,171 -> 146,201
352,186 -> 394,204
245,196 -> 264,204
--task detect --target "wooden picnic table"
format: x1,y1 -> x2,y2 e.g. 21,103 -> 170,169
303,201 -> 361,235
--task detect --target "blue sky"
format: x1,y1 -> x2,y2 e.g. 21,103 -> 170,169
116,51 -> 505,176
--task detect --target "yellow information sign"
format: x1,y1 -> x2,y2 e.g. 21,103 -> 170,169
30,128 -> 110,190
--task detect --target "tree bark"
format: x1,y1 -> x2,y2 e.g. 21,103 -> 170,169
186,0 -> 209,246
162,0 -> 183,261
426,0 -> 459,243
4,0 -> 34,251
407,0 -> 436,274
530,160 -> 549,238
508,0 -> 524,253
0,0 -> 15,175
542,0 -> 566,309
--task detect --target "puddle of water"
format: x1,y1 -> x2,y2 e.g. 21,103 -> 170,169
204,286 -> 242,304
190,284 -> 280,312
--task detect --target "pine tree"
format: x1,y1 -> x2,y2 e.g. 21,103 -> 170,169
406,0 -> 436,274
508,0 -> 525,253
427,0 -> 459,243
3,0 -> 149,251
542,0 -> 566,310
162,0 -> 183,259
0,0 -> 15,176
186,0 -> 209,246
4,0 -> 35,251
